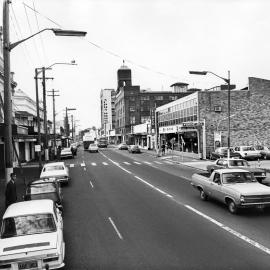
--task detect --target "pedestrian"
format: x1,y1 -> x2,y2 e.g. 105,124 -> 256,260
5,172 -> 17,209
161,143 -> 165,155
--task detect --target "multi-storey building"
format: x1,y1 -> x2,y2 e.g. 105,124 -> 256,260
156,77 -> 270,159
114,64 -> 198,146
100,88 -> 116,141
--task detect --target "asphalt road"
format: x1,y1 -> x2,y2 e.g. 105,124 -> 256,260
61,146 -> 270,269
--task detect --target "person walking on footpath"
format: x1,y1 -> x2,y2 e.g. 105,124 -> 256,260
161,143 -> 165,155
5,173 -> 17,209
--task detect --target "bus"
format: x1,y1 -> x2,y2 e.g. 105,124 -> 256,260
83,133 -> 96,150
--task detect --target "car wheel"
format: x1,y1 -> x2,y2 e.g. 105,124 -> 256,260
227,200 -> 238,214
199,189 -> 208,201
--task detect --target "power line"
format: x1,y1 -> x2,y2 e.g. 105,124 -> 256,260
10,3 -> 33,67
23,1 -> 42,65
23,3 -> 186,82
32,0 -> 48,64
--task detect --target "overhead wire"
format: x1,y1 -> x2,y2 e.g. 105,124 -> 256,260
23,1 -> 42,66
10,2 -> 33,68
23,2 -> 187,82
32,0 -> 48,64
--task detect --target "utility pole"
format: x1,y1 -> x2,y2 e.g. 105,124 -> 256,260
3,0 -> 13,181
41,68 -> 53,162
71,115 -> 74,140
34,68 -> 42,170
47,89 -> 59,159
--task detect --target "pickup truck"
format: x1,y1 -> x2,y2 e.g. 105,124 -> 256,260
191,168 -> 270,214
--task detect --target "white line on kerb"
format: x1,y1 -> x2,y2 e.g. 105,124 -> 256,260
108,217 -> 123,240
184,205 -> 270,256
90,181 -> 94,188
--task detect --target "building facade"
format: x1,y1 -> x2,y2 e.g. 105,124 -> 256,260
100,88 -> 116,141
156,77 -> 270,159
114,64 -> 198,146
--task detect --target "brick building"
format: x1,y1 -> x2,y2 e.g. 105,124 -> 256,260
156,77 -> 270,159
115,63 -> 197,145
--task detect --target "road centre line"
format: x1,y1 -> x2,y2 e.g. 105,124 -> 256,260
108,217 -> 123,240
90,181 -> 94,188
96,151 -> 270,256
91,162 -> 97,166
184,204 -> 270,256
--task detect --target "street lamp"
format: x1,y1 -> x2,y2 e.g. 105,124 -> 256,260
3,0 -> 87,180
189,70 -> 231,158
35,61 -> 77,167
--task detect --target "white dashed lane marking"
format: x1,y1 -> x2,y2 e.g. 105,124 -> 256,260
154,161 -> 162,164
144,161 -> 152,165
102,162 -> 108,165
123,162 -> 131,165
91,162 -> 97,166
81,163 -> 86,167
134,161 -> 141,165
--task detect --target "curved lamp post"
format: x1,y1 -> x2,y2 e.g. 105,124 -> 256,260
3,0 -> 86,180
189,70 -> 231,158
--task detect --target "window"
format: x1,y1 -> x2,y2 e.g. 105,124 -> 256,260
130,106 -> 135,112
154,96 -> 163,101
140,96 -> 150,101
130,116 -> 135,124
141,116 -> 150,123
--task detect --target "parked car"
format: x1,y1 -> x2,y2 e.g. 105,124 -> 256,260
210,147 -> 241,160
118,143 -> 128,150
24,178 -> 63,212
234,146 -> 262,160
88,143 -> 99,153
206,158 -> 267,183
0,200 -> 65,269
40,162 -> 70,185
128,145 -> 141,153
255,145 -> 270,159
191,169 -> 270,214
60,147 -> 73,159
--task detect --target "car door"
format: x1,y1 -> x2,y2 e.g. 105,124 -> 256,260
209,173 -> 223,201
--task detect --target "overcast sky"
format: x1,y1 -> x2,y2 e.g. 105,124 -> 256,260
3,0 -> 270,130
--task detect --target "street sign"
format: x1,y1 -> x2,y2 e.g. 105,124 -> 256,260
35,145 -> 41,152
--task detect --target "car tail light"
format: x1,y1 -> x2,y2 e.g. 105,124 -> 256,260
0,264 -> 11,269
43,257 -> 59,263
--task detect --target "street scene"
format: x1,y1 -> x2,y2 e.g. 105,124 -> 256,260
1,0 -> 270,269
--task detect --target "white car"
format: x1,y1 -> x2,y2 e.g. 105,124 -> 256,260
88,143 -> 98,153
60,147 -> 73,159
0,200 -> 65,269
40,162 -> 70,185
234,146 -> 262,160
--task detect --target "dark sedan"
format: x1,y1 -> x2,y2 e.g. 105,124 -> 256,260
118,143 -> 128,150
210,147 -> 241,160
128,145 -> 141,153
24,178 -> 63,212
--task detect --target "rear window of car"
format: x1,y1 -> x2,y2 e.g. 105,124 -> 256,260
242,146 -> 255,151
44,165 -> 64,171
1,214 -> 56,238
29,184 -> 57,194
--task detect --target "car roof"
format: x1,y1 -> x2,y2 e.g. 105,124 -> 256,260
219,158 -> 246,161
43,162 -> 65,167
214,168 -> 250,173
3,200 -> 54,218
29,179 -> 57,185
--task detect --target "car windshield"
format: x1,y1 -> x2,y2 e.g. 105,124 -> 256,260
222,172 -> 256,184
27,193 -> 59,203
44,165 -> 64,171
90,144 -> 96,147
229,160 -> 249,167
62,149 -> 71,152
1,214 -> 56,238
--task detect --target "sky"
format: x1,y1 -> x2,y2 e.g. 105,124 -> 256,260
2,0 -> 270,130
